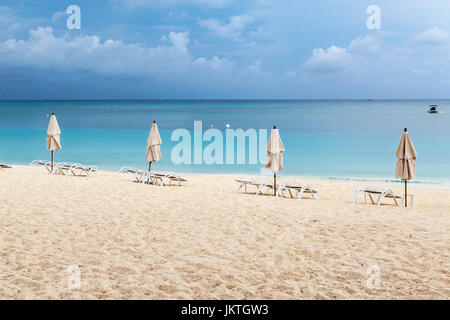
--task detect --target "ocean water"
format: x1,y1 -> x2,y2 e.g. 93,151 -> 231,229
0,100 -> 449,184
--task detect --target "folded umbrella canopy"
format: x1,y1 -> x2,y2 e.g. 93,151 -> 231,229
395,128 -> 417,207
46,112 -> 61,172
265,125 -> 285,196
146,120 -> 162,171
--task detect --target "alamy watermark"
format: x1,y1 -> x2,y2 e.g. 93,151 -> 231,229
66,265 -> 81,290
170,121 -> 268,166
66,5 -> 81,30
367,5 -> 381,30
366,265 -> 381,290
61,5 -> 379,34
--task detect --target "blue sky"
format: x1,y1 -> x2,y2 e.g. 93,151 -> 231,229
0,0 -> 450,99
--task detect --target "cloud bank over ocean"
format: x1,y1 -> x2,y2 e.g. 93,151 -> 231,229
0,0 -> 450,98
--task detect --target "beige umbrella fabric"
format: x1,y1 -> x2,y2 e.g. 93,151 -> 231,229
146,121 -> 162,171
46,113 -> 61,151
395,129 -> 417,180
265,126 -> 285,195
395,128 -> 417,207
46,113 -> 61,171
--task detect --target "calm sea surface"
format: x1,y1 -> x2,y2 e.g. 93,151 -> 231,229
0,100 -> 449,184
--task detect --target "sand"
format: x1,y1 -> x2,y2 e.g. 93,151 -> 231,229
0,165 -> 448,300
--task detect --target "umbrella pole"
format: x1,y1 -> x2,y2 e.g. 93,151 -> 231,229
274,173 -> 276,196
149,161 -> 152,172
51,151 -> 54,173
405,180 -> 407,208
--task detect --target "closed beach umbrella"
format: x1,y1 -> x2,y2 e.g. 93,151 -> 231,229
46,112 -> 61,172
146,120 -> 162,171
395,128 -> 417,207
265,125 -> 285,196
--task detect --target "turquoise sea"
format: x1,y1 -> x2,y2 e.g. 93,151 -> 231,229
0,100 -> 449,185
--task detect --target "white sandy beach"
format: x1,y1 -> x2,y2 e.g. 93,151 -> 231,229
0,165 -> 449,299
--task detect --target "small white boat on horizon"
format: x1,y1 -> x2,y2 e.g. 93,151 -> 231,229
427,105 -> 444,114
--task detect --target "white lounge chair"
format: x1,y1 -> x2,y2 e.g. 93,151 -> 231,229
117,167 -> 147,182
31,160 -> 97,176
235,179 -> 283,196
56,162 -> 97,176
235,179 -> 257,193
30,160 -> 53,173
118,167 -> 140,175
279,184 -> 320,200
144,171 -> 188,186
353,187 -> 412,207
118,168 -> 188,186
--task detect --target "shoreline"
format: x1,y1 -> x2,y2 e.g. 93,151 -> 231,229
3,163 -> 450,190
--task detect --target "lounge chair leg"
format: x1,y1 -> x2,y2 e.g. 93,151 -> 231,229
288,188 -> 293,199
376,192 -> 386,206
256,184 -> 263,195
369,194 -> 377,205
276,185 -> 285,197
353,190 -> 360,204
298,187 -> 306,200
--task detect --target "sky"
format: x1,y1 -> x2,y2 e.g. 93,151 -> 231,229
0,0 -> 450,99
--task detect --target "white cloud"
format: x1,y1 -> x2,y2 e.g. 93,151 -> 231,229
0,7 -> 21,40
303,33 -> 392,75
194,55 -> 231,71
303,46 -> 355,74
0,6 -> 13,25
348,33 -> 384,55
0,27 -> 230,77
248,59 -> 262,72
51,11 -> 66,22
199,15 -> 253,42
168,31 -> 189,53
411,27 -> 450,45
300,27 -> 450,98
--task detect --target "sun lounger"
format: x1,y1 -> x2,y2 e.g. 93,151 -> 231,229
118,168 -> 188,186
235,179 -> 257,193
353,187 -> 412,207
236,179 -> 265,194
118,167 -> 141,175
279,184 -> 320,200
117,167 -> 148,182
31,160 -> 97,176
235,179 -> 282,196
144,172 -> 188,186
30,160 -> 53,173
118,167 -> 155,183
236,179 -> 319,199
55,162 -> 97,176
0,163 -> 12,169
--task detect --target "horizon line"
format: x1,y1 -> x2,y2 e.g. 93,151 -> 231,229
1,98 -> 449,102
